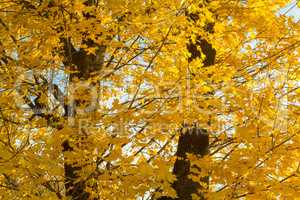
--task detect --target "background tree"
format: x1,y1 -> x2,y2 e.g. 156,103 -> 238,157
0,0 -> 299,199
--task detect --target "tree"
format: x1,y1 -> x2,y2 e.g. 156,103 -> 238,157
0,0 -> 299,199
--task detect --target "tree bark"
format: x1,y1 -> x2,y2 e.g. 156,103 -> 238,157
157,5 -> 216,200
61,36 -> 106,200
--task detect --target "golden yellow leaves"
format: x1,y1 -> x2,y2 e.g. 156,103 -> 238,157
73,1 -> 85,13
1,0 -> 300,199
235,124 -> 257,139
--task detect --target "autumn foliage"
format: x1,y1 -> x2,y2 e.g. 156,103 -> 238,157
0,0 -> 299,199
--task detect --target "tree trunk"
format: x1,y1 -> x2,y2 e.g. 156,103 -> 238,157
157,6 -> 216,200
61,37 -> 105,199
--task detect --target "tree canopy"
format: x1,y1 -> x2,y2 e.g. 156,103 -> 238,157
0,0 -> 299,199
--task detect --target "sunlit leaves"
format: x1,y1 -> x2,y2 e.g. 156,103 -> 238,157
0,0 -> 299,199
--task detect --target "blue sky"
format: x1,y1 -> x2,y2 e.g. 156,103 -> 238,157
280,1 -> 300,19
